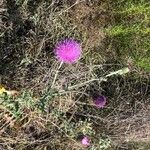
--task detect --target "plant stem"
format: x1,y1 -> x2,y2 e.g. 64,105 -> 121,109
63,67 -> 129,90
51,61 -> 63,88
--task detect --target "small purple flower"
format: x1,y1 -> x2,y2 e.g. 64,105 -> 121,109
54,39 -> 81,64
81,136 -> 90,147
93,95 -> 106,108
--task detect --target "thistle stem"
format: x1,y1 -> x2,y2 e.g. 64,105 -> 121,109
51,61 -> 63,88
63,67 -> 129,90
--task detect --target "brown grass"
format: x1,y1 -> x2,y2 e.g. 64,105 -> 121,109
0,0 -> 150,150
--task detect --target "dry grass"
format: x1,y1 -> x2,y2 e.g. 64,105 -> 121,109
0,0 -> 150,150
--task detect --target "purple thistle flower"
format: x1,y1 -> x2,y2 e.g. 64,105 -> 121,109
54,39 -> 81,64
93,95 -> 106,108
81,136 -> 90,147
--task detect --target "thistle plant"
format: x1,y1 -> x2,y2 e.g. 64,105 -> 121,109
0,36 -> 131,148
51,38 -> 82,88
80,136 -> 90,147
54,38 -> 81,64
93,95 -> 107,108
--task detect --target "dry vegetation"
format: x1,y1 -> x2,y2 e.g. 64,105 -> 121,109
0,0 -> 150,150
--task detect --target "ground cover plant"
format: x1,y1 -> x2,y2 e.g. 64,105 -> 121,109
0,0 -> 150,150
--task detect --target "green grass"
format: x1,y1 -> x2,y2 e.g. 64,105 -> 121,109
104,0 -> 150,71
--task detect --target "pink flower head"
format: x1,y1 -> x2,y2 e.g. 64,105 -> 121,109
54,39 -> 81,64
81,136 -> 90,147
93,95 -> 106,108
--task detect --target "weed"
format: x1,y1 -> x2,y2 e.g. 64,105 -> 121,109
0,0 -> 150,150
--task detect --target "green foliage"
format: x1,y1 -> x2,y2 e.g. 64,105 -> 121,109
37,88 -> 56,112
105,0 -> 150,71
0,93 -> 21,119
90,136 -> 111,150
0,89 -> 58,119
0,91 -> 35,119
105,25 -> 150,36
114,2 -> 150,15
